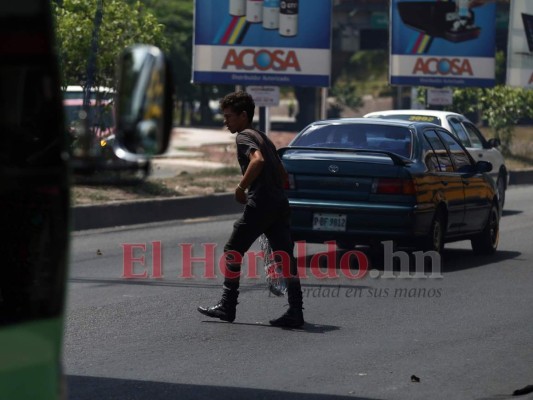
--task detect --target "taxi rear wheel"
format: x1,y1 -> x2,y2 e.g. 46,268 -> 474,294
422,209 -> 445,254
471,203 -> 499,255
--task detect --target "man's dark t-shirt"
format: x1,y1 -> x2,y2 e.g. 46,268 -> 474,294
235,128 -> 287,207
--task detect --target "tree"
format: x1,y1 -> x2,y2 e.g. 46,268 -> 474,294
330,79 -> 364,116
349,49 -> 389,82
415,86 -> 533,154
53,0 -> 167,90
132,0 -> 234,126
326,50 -> 390,118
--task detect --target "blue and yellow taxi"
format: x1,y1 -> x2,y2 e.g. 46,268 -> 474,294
279,118 -> 500,255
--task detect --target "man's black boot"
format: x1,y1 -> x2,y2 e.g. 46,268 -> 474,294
269,307 -> 304,328
270,274 -> 304,328
197,286 -> 238,323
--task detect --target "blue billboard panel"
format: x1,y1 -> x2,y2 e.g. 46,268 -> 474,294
390,0 -> 496,88
193,0 -> 332,87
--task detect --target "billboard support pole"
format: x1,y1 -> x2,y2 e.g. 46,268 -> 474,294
259,107 -> 271,136
320,87 -> 328,120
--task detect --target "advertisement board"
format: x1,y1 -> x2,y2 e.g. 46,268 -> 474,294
390,0 -> 496,88
506,0 -> 533,88
192,0 -> 332,87
246,86 -> 280,107
427,88 -> 453,105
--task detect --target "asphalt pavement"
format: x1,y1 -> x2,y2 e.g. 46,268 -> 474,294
65,185 -> 533,400
72,126 -> 533,231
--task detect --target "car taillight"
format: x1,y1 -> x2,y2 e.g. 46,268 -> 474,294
372,178 -> 415,195
283,173 -> 296,190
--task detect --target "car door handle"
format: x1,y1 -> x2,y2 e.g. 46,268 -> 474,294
441,180 -> 448,186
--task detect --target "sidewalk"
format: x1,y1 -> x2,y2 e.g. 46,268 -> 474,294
151,127 -> 235,174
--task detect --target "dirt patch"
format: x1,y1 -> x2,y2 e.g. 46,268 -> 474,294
72,131 -> 298,205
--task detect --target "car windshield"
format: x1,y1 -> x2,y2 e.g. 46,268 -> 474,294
291,123 -> 413,158
63,89 -> 116,135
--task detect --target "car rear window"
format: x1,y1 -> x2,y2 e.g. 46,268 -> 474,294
291,123 -> 413,158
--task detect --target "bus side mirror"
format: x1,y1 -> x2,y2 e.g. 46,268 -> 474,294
114,45 -> 173,161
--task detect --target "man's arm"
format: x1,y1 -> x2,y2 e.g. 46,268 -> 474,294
235,148 -> 264,204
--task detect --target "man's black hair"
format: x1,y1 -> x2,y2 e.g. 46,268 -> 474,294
219,90 -> 255,124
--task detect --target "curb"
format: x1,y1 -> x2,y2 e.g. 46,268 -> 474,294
72,170 -> 533,231
509,170 -> 533,186
72,193 -> 243,231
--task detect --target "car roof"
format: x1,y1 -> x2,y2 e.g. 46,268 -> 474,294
364,109 -> 463,119
308,116 -> 436,130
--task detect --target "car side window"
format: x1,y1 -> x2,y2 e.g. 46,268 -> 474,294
462,122 -> 485,149
437,129 -> 473,173
423,130 -> 454,172
447,117 -> 471,147
422,145 -> 440,173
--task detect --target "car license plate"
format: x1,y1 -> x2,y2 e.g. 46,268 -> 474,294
312,213 -> 347,231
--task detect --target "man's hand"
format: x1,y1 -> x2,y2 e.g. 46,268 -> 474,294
235,186 -> 247,204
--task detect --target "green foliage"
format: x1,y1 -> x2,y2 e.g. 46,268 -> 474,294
415,85 -> 533,155
134,0 -> 194,99
349,50 -> 389,81
494,50 -> 506,85
329,49 -> 390,115
330,78 -> 364,115
449,85 -> 533,154
414,50 -> 533,154
53,0 -> 167,89
475,87 -> 533,153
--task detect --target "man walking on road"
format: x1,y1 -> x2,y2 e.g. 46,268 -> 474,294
197,91 -> 304,328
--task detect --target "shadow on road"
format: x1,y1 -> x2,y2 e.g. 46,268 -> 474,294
292,244 -> 522,277
67,375 -> 383,400
502,209 -> 522,217
201,319 -> 341,334
436,249 -> 521,273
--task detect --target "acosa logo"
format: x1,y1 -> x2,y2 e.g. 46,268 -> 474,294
222,49 -> 301,72
412,57 -> 473,76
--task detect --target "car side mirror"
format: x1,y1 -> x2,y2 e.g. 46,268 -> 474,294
114,44 -> 173,161
487,138 -> 500,148
71,45 -> 173,184
476,160 -> 493,173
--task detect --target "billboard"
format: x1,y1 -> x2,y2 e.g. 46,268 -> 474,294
506,0 -> 533,88
390,0 -> 496,88
192,0 -> 332,87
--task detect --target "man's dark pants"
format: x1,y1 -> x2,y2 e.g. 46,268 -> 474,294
223,199 -> 303,308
